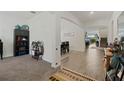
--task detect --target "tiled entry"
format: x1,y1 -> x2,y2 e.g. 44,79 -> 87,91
62,48 -> 105,80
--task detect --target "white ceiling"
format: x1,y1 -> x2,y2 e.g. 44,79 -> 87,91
0,11 -> 113,29
0,11 -> 113,25
0,11 -> 41,20
70,11 -> 113,22
70,11 -> 113,28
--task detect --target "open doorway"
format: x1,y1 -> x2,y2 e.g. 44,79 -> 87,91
85,32 -> 99,48
60,18 -> 85,57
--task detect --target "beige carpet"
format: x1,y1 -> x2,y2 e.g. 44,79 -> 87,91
0,55 -> 56,81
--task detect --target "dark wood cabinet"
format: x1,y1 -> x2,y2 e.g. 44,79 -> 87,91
100,37 -> 107,47
14,29 -> 29,56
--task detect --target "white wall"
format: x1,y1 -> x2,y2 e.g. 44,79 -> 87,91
99,28 -> 108,38
61,18 -> 85,52
118,13 -> 124,38
27,11 -> 85,67
118,24 -> 124,37
0,12 -> 26,57
85,19 -> 109,28
27,12 -> 57,64
0,11 -> 85,68
56,12 -> 83,27
0,12 -> 61,68
108,11 -> 122,44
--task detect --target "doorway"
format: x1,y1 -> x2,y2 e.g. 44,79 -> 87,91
85,32 -> 99,48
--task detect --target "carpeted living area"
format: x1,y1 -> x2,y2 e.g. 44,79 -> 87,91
0,55 -> 56,81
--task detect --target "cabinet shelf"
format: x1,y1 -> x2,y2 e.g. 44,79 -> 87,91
14,30 -> 29,56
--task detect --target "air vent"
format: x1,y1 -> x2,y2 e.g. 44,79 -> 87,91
30,11 -> 37,14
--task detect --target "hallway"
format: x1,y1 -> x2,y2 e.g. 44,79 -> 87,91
62,47 -> 105,80
0,11 -> 123,81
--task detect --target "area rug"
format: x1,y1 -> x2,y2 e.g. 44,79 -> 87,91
49,67 -> 96,81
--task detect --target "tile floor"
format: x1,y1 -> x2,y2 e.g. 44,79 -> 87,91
62,47 -> 105,80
